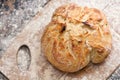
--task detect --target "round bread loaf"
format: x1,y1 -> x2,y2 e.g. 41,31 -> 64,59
41,4 -> 112,72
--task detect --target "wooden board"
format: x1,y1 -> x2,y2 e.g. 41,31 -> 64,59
0,0 -> 120,80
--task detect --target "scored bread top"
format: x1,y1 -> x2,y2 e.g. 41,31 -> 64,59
41,3 -> 112,72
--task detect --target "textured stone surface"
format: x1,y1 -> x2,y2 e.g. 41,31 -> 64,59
0,0 -> 120,80
0,0 -> 49,57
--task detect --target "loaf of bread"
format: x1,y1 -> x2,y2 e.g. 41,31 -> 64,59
41,4 -> 112,72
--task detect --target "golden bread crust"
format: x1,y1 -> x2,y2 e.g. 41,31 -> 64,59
41,4 -> 112,72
